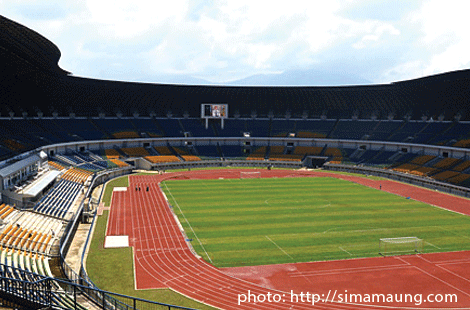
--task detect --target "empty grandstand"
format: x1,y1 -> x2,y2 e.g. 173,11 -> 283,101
3,13 -> 470,310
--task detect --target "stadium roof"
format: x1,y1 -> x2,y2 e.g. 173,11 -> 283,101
1,15 -> 470,120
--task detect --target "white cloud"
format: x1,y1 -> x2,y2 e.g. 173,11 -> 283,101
381,60 -> 425,83
2,0 -> 469,85
411,0 -> 470,76
86,0 -> 189,39
352,23 -> 400,49
425,43 -> 470,76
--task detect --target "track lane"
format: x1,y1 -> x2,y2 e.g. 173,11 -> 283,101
104,169 -> 470,309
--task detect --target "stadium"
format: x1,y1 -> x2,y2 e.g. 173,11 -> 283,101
1,13 -> 470,309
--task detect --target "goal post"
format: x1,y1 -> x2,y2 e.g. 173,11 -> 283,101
240,171 -> 261,179
379,237 -> 423,256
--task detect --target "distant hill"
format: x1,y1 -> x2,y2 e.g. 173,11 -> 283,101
135,74 -> 215,86
142,69 -> 373,87
223,69 -> 372,86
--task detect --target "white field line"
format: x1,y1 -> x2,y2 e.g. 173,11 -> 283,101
265,235 -> 294,260
338,246 -> 353,256
163,182 -> 213,264
425,241 -> 442,249
435,225 -> 470,241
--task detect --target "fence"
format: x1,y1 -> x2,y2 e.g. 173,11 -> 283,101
324,163 -> 470,198
0,262 -> 198,310
52,166 -> 199,309
136,158 -> 303,171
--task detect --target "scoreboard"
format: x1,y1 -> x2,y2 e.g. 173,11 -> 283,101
201,104 -> 228,119
201,104 -> 228,129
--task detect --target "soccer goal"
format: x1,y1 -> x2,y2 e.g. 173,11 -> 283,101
240,171 -> 261,179
379,237 -> 423,256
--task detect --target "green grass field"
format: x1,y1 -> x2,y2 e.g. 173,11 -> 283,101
162,177 -> 470,268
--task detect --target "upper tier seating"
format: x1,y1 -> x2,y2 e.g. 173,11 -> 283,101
246,119 -> 271,137
271,120 -> 296,137
330,120 -> 380,140
295,119 -> 336,138
180,119 -> 215,137
155,118 -> 183,137
120,147 -> 149,157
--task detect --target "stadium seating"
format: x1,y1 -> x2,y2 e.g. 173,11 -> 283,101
181,155 -> 201,162
387,122 -> 427,142
270,120 -> 296,137
109,158 -> 129,167
33,179 -> 83,218
30,119 -> 75,143
195,145 -> 220,158
155,118 -> 184,137
120,147 -> 149,157
296,146 -> 323,156
52,118 -> 106,141
155,146 -> 174,155
367,120 -> 403,141
111,131 -> 140,139
453,160 -> 470,172
360,150 -> 396,165
432,170 -> 460,181
61,168 -> 93,184
144,156 -> 180,163
331,120 -> 380,140
92,118 -> 137,137
215,119 -> 245,137
104,149 -> 121,159
269,146 -> 285,155
247,146 -> 267,160
77,162 -> 104,172
131,118 -> 164,137
410,155 -> 436,165
433,158 -> 462,169
219,145 -> 245,158
392,163 -> 420,173
180,119 -> 215,137
412,122 -> 452,144
453,139 -> 470,148
295,119 -> 336,138
246,119 -> 271,137
448,173 -> 470,184
268,155 -> 303,162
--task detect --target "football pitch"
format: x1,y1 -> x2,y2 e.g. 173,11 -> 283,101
161,177 -> 470,268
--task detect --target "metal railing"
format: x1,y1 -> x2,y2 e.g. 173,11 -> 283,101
0,263 -> 198,310
324,163 -> 470,198
51,166 -> 200,309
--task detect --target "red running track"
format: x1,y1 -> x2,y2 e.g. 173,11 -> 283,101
105,169 -> 470,309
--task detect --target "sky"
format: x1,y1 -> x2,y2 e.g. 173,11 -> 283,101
1,0 -> 470,86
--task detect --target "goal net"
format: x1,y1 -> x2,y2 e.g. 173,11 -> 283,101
379,237 -> 423,256
240,171 -> 261,179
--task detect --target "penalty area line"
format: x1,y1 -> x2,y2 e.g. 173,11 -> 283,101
265,236 -> 294,260
425,241 -> 441,249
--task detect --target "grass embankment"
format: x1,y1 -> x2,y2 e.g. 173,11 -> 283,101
86,175 -> 216,310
